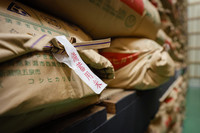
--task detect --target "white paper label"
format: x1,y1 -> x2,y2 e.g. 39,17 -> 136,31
53,36 -> 107,94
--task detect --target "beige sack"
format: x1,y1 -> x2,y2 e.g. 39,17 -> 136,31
0,50 -> 98,132
0,33 -> 115,133
0,34 -> 98,116
0,0 -> 91,41
156,29 -> 184,62
100,38 -> 175,90
0,0 -> 90,63
0,0 -> 114,132
21,0 -> 161,39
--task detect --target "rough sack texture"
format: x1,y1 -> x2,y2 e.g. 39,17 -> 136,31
101,38 -> 175,90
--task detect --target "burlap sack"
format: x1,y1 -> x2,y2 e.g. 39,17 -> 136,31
146,110 -> 169,133
0,50 -> 99,132
0,34 -> 97,115
0,0 -> 90,62
156,29 -> 184,62
20,0 -> 161,39
0,0 -> 114,77
0,0 -> 114,132
100,38 -> 175,90
149,0 -> 175,34
0,0 -> 91,40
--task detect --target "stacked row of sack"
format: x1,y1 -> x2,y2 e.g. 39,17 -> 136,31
0,0 -> 179,132
146,76 -> 187,133
146,0 -> 188,132
0,0 -> 115,132
26,0 -> 176,90
152,0 -> 187,63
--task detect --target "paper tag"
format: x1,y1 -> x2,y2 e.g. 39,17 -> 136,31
53,36 -> 107,94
